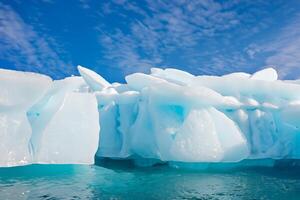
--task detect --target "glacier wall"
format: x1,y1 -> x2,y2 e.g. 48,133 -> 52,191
1,66 -> 300,167
0,69 -> 99,167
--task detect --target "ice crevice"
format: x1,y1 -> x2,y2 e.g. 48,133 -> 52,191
1,66 -> 300,167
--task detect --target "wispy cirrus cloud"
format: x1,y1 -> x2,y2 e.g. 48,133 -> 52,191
2,0 -> 298,80
264,14 -> 300,79
0,2 -> 72,78
97,0 -> 244,75
73,0 -> 300,78
79,0 -> 90,9
244,13 -> 300,79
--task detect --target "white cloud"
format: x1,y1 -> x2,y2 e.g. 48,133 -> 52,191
245,44 -> 261,59
79,0 -> 90,9
263,14 -> 300,78
0,3 -> 72,77
98,0 -> 300,78
98,0 -> 242,74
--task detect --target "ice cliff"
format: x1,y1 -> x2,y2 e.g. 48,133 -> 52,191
1,66 -> 300,167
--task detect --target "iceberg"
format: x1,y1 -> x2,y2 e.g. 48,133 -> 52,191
0,69 -> 99,167
0,69 -> 52,167
1,66 -> 300,167
27,77 -> 99,164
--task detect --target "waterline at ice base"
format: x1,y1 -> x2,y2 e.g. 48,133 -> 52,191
1,66 -> 300,169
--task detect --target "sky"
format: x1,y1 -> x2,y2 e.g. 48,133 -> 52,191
1,0 -> 300,82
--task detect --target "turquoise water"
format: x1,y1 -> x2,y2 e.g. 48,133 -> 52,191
0,161 -> 300,200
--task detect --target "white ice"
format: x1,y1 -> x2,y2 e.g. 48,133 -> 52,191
0,69 -> 99,167
1,65 -> 300,167
0,69 -> 52,167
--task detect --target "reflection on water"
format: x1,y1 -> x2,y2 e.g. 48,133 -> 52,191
0,160 -> 300,200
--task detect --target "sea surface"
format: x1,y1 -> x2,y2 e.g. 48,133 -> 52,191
0,160 -> 300,200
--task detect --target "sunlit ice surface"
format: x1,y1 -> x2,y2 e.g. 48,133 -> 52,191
0,160 -> 300,200
3,66 -> 300,167
2,66 -> 300,199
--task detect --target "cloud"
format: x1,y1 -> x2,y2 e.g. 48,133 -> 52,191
98,0 -> 300,78
79,0 -> 90,9
98,0 -> 243,74
263,14 -> 300,79
244,12 -> 300,79
0,3 -> 72,78
245,44 -> 261,59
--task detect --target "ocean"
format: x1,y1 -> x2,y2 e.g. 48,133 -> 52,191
0,160 -> 300,200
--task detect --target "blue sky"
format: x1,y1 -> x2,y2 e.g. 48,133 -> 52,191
1,0 -> 300,82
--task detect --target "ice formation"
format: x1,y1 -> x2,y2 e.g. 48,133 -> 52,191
1,65 -> 300,167
0,69 -> 99,167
